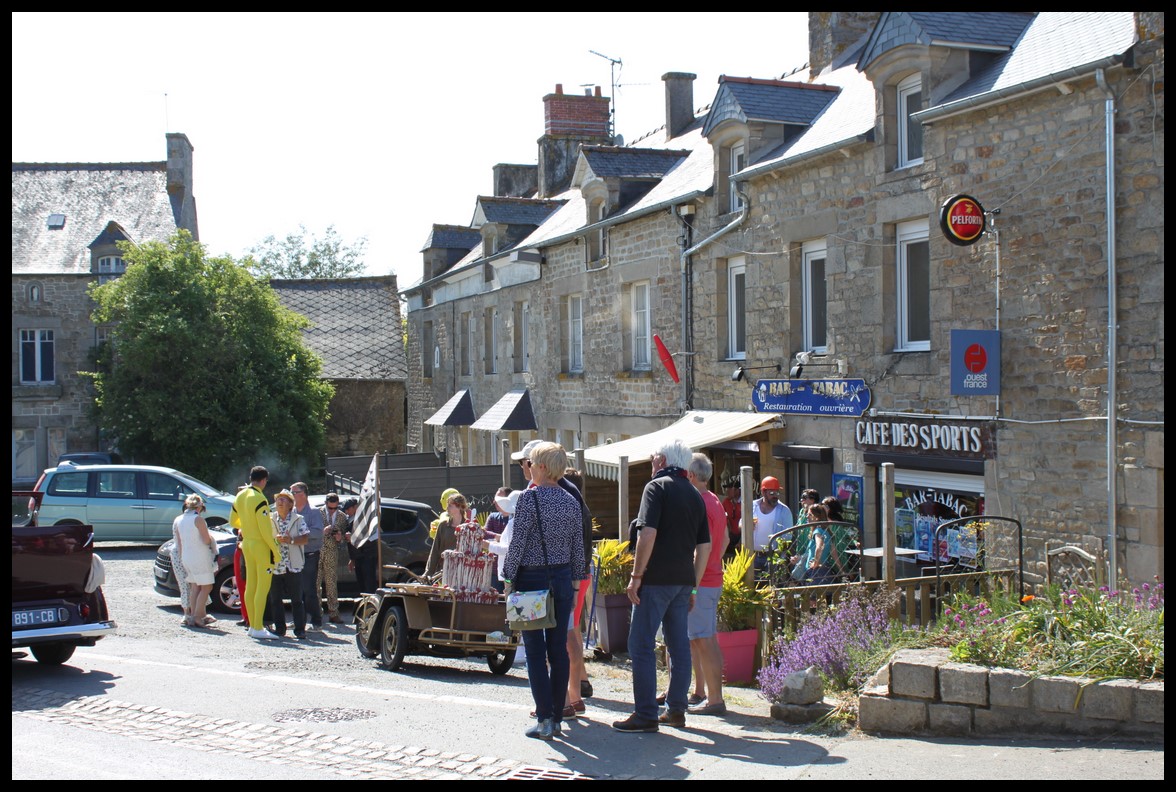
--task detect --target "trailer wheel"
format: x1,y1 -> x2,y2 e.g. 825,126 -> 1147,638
486,647 -> 516,676
379,603 -> 408,671
354,597 -> 379,659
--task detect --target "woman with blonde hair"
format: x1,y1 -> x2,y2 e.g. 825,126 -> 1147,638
174,494 -> 218,628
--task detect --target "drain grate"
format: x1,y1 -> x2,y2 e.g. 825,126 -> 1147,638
505,766 -> 591,780
272,707 -> 376,723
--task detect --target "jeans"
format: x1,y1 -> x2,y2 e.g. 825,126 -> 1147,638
300,551 -> 324,626
515,564 -> 574,722
628,583 -> 693,720
268,571 -> 305,635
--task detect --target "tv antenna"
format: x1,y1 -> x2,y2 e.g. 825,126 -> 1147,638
589,49 -> 622,141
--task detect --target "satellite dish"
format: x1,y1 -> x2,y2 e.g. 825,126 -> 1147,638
613,134 -> 625,147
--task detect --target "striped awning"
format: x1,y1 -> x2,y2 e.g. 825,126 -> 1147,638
582,410 -> 782,481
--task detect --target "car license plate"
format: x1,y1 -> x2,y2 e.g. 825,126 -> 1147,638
12,607 -> 63,628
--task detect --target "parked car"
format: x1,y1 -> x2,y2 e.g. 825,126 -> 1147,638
32,463 -> 235,542
12,491 -> 116,664
152,495 -> 437,614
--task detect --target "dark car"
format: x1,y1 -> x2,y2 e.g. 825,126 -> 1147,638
152,496 -> 436,614
12,491 -> 116,664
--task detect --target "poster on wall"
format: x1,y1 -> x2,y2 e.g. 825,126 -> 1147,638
831,473 -> 863,536
892,482 -> 985,567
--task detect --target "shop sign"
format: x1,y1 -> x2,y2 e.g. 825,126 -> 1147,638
855,417 -> 995,459
940,194 -> 986,246
752,378 -> 871,417
951,329 -> 1000,395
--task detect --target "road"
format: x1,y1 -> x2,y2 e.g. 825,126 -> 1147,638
11,546 -> 1165,780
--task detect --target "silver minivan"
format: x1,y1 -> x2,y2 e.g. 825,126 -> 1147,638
33,463 -> 235,542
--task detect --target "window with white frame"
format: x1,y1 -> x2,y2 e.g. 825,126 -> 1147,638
13,428 -> 37,480
587,198 -> 607,263
896,219 -> 931,351
484,307 -> 498,374
459,312 -> 473,376
631,281 -> 651,370
728,143 -> 746,212
20,329 -> 55,383
567,295 -> 584,373
97,255 -> 126,284
897,73 -> 924,168
727,257 -> 747,360
802,240 -> 828,353
513,301 -> 530,373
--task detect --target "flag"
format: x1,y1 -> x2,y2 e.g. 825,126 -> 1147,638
350,454 -> 380,549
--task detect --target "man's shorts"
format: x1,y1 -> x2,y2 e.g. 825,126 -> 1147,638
687,586 -> 721,639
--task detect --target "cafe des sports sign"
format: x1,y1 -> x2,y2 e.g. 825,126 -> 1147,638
855,416 -> 996,459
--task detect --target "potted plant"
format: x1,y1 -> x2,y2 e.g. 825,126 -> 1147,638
716,546 -> 770,683
592,538 -> 634,655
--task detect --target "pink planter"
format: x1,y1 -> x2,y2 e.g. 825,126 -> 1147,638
717,628 -> 759,684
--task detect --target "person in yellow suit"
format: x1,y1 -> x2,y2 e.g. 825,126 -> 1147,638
230,466 -> 282,640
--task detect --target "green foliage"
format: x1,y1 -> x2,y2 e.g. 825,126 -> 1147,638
593,538 -> 634,596
85,231 -> 334,486
718,546 -> 770,631
247,223 -> 368,279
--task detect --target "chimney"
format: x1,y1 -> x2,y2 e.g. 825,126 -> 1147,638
165,132 -> 199,239
662,72 -> 697,139
537,84 -> 611,198
492,163 -> 539,198
808,11 -> 881,77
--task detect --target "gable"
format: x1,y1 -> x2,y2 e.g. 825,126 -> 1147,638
858,11 -> 1035,70
703,79 -> 840,137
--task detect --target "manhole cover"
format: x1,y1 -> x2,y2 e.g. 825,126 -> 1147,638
505,766 -> 591,780
272,707 -> 376,723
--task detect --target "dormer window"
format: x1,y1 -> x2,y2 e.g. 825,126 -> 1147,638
897,73 -> 924,168
586,197 -> 608,264
47,213 -> 66,229
97,255 -> 126,284
728,142 -> 746,212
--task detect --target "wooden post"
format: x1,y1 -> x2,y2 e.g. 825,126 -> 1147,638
574,448 -> 586,497
881,462 -> 896,586
740,465 -> 755,587
617,456 -> 629,541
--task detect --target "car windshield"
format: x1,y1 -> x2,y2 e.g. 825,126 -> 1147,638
172,471 -> 227,498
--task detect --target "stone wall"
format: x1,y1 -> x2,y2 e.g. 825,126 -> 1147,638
858,648 -> 1163,739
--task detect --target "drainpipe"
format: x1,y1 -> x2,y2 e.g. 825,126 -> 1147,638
677,190 -> 750,411
1096,68 -> 1119,590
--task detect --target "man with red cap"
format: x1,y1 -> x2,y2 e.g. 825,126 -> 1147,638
747,475 -> 793,558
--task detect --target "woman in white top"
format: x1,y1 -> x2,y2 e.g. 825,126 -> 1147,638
174,494 -> 218,628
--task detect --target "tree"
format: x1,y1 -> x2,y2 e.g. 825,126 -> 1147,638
87,231 -> 334,486
247,224 -> 368,279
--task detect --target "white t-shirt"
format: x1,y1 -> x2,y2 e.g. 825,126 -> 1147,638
750,501 -> 794,551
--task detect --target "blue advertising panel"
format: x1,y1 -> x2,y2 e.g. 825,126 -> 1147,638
950,329 -> 1001,395
751,379 -> 871,417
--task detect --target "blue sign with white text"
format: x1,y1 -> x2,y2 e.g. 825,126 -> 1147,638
951,329 -> 1001,395
751,379 -> 871,417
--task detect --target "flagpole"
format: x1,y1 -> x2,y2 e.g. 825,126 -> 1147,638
372,453 -> 382,590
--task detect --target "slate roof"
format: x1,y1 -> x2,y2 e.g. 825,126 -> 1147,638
859,12 -> 1036,68
473,196 -> 565,227
578,146 -> 691,180
703,78 -> 840,136
270,276 -> 407,381
420,224 -> 481,253
12,162 -> 184,275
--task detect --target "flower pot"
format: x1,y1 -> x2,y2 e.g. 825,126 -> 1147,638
594,593 -> 631,655
717,628 -> 758,684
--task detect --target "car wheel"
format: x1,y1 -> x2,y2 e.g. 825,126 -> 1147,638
210,567 -> 241,614
379,603 -> 408,672
486,648 -> 516,676
354,597 -> 379,659
31,642 -> 76,665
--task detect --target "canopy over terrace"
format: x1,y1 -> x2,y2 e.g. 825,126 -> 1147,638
582,410 -> 781,481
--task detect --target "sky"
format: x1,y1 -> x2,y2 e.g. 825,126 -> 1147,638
12,12 -> 809,287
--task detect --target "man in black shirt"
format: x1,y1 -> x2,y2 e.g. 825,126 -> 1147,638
612,439 -> 711,733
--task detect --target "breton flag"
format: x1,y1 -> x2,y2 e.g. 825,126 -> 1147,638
350,453 -> 380,549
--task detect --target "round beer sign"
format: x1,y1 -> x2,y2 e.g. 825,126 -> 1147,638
940,194 -> 986,246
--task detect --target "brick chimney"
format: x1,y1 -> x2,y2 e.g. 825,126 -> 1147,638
537,84 -> 611,198
662,72 -> 697,139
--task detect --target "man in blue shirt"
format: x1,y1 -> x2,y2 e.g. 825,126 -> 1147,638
291,482 -> 326,631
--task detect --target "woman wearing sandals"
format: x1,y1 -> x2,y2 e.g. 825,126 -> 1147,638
503,442 -> 586,741
174,494 -> 218,628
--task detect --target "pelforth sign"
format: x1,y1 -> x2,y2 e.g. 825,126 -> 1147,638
751,379 -> 872,417
940,194 -> 986,246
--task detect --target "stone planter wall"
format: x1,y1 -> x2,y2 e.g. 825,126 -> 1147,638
859,649 -> 1163,739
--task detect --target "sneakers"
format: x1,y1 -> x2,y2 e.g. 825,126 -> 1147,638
658,709 -> 687,727
248,628 -> 280,640
612,713 -> 659,733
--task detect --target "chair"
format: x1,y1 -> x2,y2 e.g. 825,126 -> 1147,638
1045,541 -> 1105,590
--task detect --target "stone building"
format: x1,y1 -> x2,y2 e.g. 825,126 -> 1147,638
270,276 -> 408,457
402,12 -> 1163,583
11,133 -> 199,484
